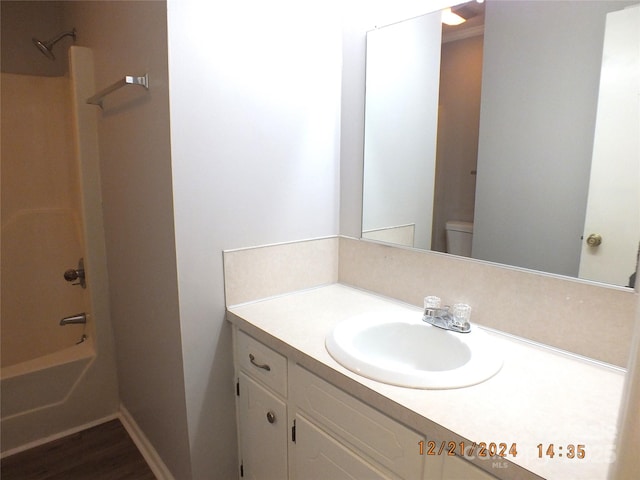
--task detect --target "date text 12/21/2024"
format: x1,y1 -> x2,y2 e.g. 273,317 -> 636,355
418,441 -> 586,460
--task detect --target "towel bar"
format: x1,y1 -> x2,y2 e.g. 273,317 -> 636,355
87,73 -> 149,109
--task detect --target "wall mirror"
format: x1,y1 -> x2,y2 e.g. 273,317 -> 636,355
362,0 -> 639,288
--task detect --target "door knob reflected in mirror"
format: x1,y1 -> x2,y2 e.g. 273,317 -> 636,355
586,234 -> 603,247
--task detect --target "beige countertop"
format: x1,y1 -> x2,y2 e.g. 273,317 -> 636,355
227,283 -> 625,480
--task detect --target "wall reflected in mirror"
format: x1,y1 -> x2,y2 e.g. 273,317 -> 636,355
362,0 -> 639,288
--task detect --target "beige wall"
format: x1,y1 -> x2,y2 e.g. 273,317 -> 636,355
63,2 -> 191,478
1,1 -> 68,77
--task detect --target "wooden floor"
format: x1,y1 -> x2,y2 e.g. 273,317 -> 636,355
1,419 -> 156,480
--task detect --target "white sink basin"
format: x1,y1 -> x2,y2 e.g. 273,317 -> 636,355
326,311 -> 503,389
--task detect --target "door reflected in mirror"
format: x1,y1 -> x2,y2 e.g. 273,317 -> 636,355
362,0 -> 639,288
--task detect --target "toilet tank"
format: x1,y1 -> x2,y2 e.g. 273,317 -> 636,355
445,221 -> 474,257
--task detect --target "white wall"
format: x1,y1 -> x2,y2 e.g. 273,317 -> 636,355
166,1 -> 342,477
472,0 -> 635,276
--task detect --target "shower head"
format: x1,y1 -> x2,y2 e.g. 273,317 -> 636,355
32,28 -> 77,60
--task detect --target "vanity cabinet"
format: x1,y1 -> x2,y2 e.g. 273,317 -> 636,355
233,327 -> 499,480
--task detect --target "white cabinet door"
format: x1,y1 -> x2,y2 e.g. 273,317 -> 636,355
292,365 -> 424,479
237,372 -> 288,480
294,414 -> 395,480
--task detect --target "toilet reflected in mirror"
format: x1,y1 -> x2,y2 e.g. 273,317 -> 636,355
445,221 -> 473,257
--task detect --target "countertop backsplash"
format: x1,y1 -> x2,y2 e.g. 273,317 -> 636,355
223,236 -> 637,367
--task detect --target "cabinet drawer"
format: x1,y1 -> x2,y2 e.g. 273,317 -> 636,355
292,365 -> 424,479
236,330 -> 287,397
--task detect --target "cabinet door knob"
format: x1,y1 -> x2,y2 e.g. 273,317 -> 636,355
266,411 -> 276,424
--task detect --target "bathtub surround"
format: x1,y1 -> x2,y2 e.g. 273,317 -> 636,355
224,236 -> 635,368
0,45 -> 118,453
0,72 -> 85,367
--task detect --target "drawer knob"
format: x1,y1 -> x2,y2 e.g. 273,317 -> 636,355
266,411 -> 276,424
249,353 -> 271,371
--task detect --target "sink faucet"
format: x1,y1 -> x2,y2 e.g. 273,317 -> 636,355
422,300 -> 471,333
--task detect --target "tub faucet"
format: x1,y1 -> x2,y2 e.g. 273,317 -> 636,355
422,304 -> 471,333
60,312 -> 87,326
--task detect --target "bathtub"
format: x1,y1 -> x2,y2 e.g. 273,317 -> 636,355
1,337 -> 95,422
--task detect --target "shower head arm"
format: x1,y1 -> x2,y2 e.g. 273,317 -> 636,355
45,28 -> 77,48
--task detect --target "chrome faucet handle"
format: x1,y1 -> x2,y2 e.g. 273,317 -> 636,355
450,303 -> 472,332
448,316 -> 471,333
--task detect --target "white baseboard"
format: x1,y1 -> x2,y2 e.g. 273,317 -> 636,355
0,413 -> 119,459
118,404 -> 175,480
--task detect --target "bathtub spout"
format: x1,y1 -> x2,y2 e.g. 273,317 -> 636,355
60,313 -> 87,326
